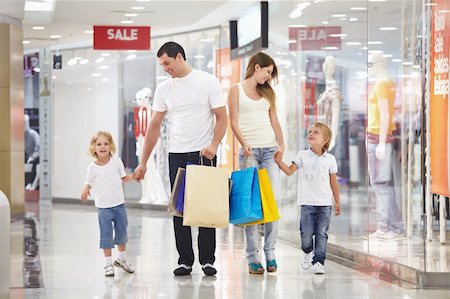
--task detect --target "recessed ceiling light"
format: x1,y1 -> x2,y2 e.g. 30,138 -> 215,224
194,55 -> 205,59
349,18 -> 358,22
99,65 -> 109,70
382,53 -> 393,58
380,27 -> 398,31
128,50 -> 138,53
121,20 -> 133,24
101,53 -> 111,57
368,41 -> 383,45
67,59 -> 77,66
79,59 -> 89,65
101,78 -> 109,82
131,6 -> 145,10
32,26 -> 45,30
126,54 -> 137,60
392,59 -> 402,63
289,24 -> 307,28
403,62 -> 413,66
136,0 -> 151,2
84,30 -> 94,34
287,40 -> 297,44
322,21 -> 329,25
332,14 -> 346,18
125,13 -> 138,17
322,46 -> 338,50
425,3 -> 437,6
199,38 -> 214,42
346,42 -> 361,46
95,57 -> 105,63
350,7 -> 367,11
50,35 -> 61,39
91,73 -> 101,77
368,0 -> 386,2
329,34 -> 347,38
23,40 -> 30,44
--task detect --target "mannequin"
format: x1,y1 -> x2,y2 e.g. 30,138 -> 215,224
367,52 -> 405,239
24,114 -> 40,190
316,56 -> 342,150
135,87 -> 169,204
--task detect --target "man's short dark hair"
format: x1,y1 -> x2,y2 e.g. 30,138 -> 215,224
157,42 -> 186,60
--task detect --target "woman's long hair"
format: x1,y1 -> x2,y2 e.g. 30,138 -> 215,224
244,52 -> 278,109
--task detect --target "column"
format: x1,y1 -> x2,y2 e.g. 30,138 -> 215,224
0,22 -> 24,215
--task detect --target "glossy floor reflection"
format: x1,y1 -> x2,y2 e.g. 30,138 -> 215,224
9,201 -> 450,298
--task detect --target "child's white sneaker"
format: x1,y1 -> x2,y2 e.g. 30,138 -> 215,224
311,262 -> 325,274
301,252 -> 313,270
104,264 -> 114,277
114,259 -> 135,273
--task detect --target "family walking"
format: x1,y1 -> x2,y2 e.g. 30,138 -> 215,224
81,42 -> 340,277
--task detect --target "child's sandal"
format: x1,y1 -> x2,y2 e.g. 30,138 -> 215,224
248,262 -> 265,274
266,259 -> 277,272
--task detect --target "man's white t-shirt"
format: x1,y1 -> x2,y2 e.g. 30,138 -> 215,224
292,149 -> 338,206
152,69 -> 226,153
85,156 -> 127,208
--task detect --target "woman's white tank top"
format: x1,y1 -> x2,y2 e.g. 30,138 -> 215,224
237,83 -> 278,148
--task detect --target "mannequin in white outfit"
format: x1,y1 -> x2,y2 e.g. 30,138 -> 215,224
135,87 -> 169,204
316,56 -> 343,150
24,114 -> 40,190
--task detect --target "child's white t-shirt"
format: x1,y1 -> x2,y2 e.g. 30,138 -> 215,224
292,149 -> 338,206
85,156 -> 127,208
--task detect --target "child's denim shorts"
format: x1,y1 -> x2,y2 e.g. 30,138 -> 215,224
98,204 -> 128,249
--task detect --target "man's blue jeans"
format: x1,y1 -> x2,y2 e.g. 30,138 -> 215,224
300,205 -> 331,265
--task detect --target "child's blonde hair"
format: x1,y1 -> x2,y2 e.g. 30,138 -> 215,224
312,122 -> 332,153
88,131 -> 116,158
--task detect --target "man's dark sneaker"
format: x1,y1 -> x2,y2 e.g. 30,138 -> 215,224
173,264 -> 192,276
202,263 -> 217,276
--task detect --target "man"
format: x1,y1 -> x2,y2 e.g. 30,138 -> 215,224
134,42 -> 227,276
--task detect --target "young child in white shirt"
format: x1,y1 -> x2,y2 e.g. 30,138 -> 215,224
81,131 -> 135,277
275,122 -> 340,274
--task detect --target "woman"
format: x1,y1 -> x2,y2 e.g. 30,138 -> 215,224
228,52 -> 285,274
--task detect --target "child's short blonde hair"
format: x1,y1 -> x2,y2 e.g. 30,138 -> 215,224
312,122 -> 332,153
88,131 -> 116,158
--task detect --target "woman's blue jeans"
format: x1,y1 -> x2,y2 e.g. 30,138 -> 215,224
239,146 -> 280,263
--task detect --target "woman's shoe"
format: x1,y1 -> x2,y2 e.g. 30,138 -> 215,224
248,262 -> 265,274
266,260 -> 277,272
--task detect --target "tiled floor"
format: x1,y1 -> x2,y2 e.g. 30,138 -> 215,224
8,201 -> 450,298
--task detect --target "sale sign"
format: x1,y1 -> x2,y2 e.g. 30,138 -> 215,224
93,26 -> 151,50
430,0 -> 450,196
288,26 -> 341,51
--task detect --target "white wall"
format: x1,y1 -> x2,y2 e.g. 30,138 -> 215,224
53,54 -> 119,199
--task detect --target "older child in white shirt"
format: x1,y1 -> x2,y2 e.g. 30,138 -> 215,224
81,131 -> 135,277
275,122 -> 340,274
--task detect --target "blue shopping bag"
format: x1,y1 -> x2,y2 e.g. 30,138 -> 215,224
229,167 -> 263,224
174,168 -> 186,213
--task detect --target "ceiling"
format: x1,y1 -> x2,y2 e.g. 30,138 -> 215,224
0,0 -> 261,50
0,0 -> 415,67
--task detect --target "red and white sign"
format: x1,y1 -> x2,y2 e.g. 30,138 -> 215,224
93,26 -> 151,50
289,26 -> 341,51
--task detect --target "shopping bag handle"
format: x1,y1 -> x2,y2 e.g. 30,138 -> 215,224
242,156 -> 258,169
199,154 -> 213,166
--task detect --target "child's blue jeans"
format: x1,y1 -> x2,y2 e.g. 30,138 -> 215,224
98,204 -> 128,249
300,205 -> 332,265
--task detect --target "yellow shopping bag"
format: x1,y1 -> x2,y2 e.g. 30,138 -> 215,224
243,168 -> 280,225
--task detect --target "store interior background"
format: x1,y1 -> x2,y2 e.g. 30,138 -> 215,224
12,0 -> 450,286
